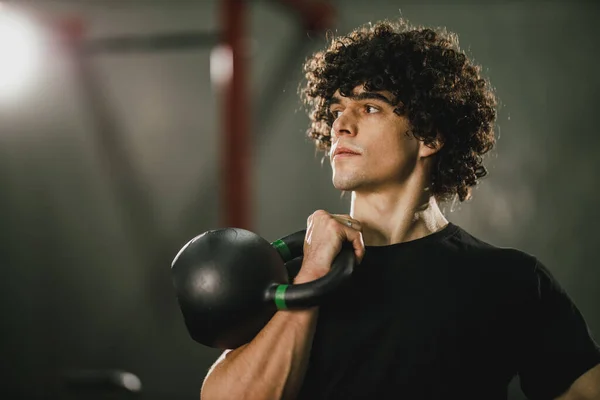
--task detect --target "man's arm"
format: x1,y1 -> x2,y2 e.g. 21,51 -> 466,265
555,364 -> 600,400
200,210 -> 365,400
200,307 -> 319,400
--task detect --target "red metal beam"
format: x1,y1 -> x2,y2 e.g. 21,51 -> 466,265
220,0 -> 335,230
222,0 -> 250,229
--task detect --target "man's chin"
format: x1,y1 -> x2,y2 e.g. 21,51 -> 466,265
332,179 -> 359,192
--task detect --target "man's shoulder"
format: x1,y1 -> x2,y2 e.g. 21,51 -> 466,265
445,223 -> 539,273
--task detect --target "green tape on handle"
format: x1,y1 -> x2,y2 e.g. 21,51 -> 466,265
274,284 -> 288,310
271,239 -> 292,261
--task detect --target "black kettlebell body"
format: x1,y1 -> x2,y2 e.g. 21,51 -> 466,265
172,228 -> 288,348
171,228 -> 355,349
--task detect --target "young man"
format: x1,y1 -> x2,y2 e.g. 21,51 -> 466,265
200,20 -> 600,400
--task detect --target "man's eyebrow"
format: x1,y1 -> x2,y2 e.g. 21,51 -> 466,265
327,91 -> 396,107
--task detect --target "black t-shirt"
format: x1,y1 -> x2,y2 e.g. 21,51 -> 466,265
297,223 -> 600,400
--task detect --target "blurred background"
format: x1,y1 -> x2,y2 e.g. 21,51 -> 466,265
0,0 -> 598,399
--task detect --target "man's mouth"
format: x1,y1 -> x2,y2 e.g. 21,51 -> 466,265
334,152 -> 359,158
333,146 -> 361,158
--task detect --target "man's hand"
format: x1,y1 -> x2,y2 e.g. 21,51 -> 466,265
294,210 -> 365,284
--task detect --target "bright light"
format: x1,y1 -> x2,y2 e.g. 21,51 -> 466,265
0,6 -> 41,100
210,44 -> 233,88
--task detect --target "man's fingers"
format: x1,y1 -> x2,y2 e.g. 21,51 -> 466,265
305,210 -> 365,264
328,214 -> 364,262
348,230 -> 365,264
331,214 -> 362,231
332,221 -> 365,264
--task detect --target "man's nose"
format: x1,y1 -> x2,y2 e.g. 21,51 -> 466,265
331,111 -> 357,138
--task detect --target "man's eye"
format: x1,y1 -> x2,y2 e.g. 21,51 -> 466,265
365,105 -> 379,113
330,110 -> 342,118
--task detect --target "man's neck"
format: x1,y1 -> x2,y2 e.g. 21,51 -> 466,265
349,186 -> 449,246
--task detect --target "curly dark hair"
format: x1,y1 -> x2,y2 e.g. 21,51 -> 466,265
300,19 -> 497,202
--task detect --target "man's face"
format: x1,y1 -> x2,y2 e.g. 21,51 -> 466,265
328,85 -> 420,192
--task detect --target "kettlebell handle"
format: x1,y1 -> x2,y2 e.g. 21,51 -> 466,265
265,230 -> 356,309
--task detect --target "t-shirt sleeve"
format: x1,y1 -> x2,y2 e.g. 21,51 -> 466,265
517,258 -> 600,400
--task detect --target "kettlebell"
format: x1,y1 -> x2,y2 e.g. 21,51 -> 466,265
171,228 -> 356,349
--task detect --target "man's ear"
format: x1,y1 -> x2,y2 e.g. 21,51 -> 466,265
419,132 -> 444,159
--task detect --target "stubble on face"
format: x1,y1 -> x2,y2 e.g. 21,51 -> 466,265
331,130 -> 420,193
327,86 -> 418,193
332,164 -> 368,191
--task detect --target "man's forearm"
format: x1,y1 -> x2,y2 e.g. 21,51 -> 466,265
201,307 -> 319,400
